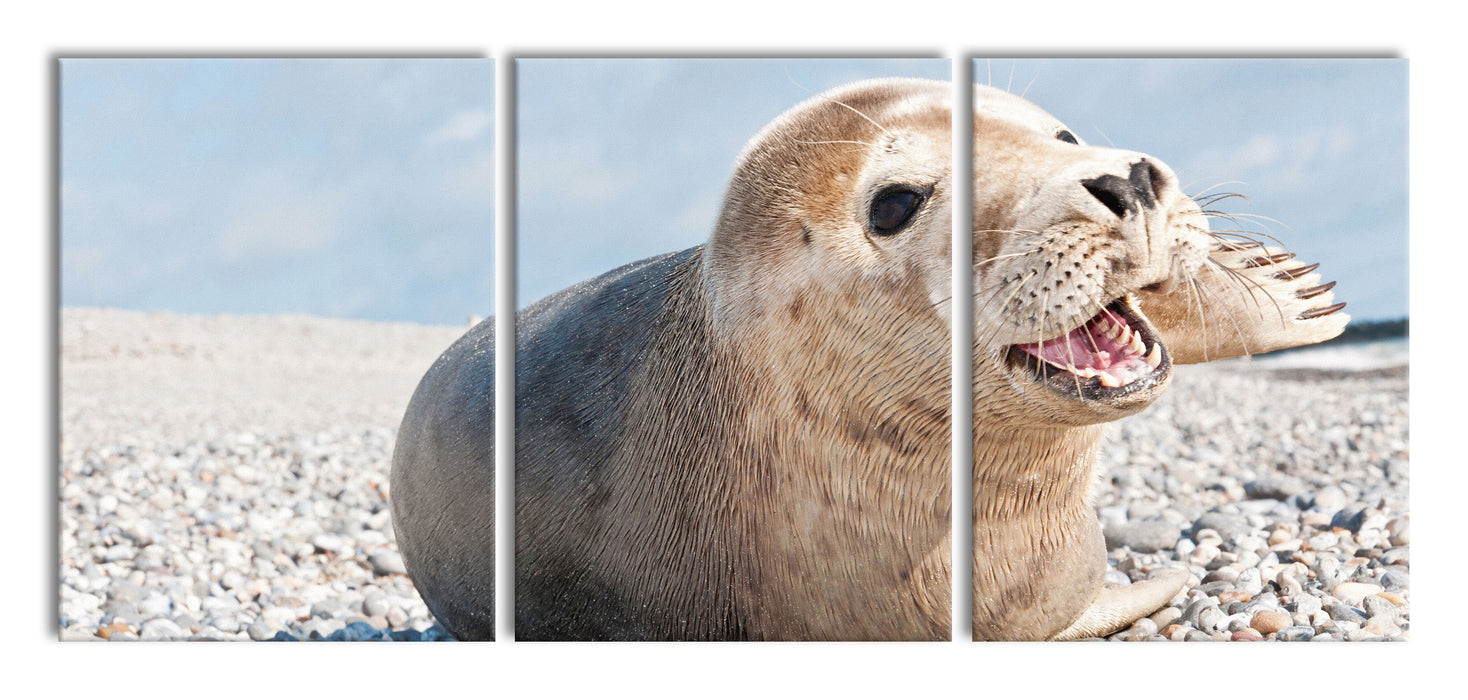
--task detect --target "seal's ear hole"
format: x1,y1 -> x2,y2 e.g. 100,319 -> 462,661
1056,129 -> 1079,145
869,186 -> 927,236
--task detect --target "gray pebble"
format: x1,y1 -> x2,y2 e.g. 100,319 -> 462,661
107,579 -> 146,606
1236,568 -> 1264,596
1196,605 -> 1226,634
363,593 -> 391,618
1330,505 -> 1371,533
1312,485 -> 1348,512
369,550 -> 408,576
1276,626 -> 1315,642
1362,594 -> 1398,619
137,593 -> 172,619
1191,512 -> 1252,542
1324,604 -> 1367,624
1380,570 -> 1409,591
247,620 -> 278,641
139,618 -> 185,640
309,599 -> 348,620
1244,477 -> 1303,501
1293,596 -> 1323,617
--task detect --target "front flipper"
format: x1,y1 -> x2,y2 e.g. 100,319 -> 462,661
1050,568 -> 1189,641
1139,243 -> 1349,364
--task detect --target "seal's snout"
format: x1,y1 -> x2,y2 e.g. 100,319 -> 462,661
1081,159 -> 1164,219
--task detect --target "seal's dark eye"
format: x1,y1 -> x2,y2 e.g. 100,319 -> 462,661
869,187 -> 926,235
1056,129 -> 1079,145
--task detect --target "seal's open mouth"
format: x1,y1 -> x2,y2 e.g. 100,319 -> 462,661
1006,294 -> 1171,400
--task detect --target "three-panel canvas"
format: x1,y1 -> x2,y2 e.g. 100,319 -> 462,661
59,57 -> 1409,643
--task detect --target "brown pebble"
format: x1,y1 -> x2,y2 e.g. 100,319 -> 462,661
1379,591 -> 1407,606
1150,606 -> 1182,628
97,622 -> 133,640
1250,609 -> 1292,635
1268,527 -> 1292,546
1232,629 -> 1264,641
1218,590 -> 1251,605
1333,581 -> 1385,602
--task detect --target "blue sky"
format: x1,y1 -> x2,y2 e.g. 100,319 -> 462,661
518,58 -> 1406,322
983,59 -> 1408,323
60,58 -> 1406,324
515,58 -> 952,307
61,58 -> 495,325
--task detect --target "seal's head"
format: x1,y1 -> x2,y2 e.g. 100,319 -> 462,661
970,84 -> 1212,426
703,78 -> 953,345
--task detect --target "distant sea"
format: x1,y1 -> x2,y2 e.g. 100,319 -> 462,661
1247,337 -> 1409,371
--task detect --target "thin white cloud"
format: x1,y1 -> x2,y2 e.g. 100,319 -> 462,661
425,108 -> 492,144
520,144 -> 635,205
217,194 -> 346,261
1219,135 -> 1284,175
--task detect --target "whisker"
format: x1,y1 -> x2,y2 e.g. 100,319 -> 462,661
1209,257 -> 1288,326
1191,274 -> 1254,357
1020,71 -> 1040,99
974,247 -> 1041,268
1184,274 -> 1211,362
1193,192 -> 1251,209
973,272 -> 1036,351
1203,209 -> 1290,230
793,139 -> 879,149
783,69 -> 894,138
1182,180 -> 1246,199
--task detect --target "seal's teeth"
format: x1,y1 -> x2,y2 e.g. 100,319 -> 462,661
1097,371 -> 1121,388
1129,332 -> 1146,355
1110,323 -> 1125,341
1146,343 -> 1163,369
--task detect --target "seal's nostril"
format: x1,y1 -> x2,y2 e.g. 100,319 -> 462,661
1081,160 -> 1159,219
1082,176 -> 1131,218
1130,160 -> 1160,209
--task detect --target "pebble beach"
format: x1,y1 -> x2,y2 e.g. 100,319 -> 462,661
58,307 -> 1408,641
1095,351 -> 1409,641
59,308 -> 469,641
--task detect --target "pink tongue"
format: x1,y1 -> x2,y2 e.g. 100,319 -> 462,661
1023,325 -> 1113,370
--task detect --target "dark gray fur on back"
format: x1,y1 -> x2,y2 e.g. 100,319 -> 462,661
512,246 -> 740,640
390,312 -> 497,640
392,247 -> 724,641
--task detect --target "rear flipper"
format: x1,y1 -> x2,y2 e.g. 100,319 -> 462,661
1050,568 -> 1189,641
1139,242 -> 1349,364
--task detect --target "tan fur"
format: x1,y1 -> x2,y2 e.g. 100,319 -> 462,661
699,79 -> 957,638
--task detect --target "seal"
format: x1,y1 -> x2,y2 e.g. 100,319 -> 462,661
388,78 -> 1347,642
966,83 -> 1347,640
393,77 -> 956,641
